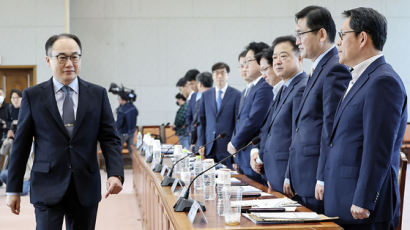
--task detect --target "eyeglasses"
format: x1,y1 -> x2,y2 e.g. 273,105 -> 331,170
52,54 -> 82,64
295,28 -> 321,39
272,53 -> 290,62
338,30 -> 356,40
243,59 -> 256,65
259,65 -> 271,74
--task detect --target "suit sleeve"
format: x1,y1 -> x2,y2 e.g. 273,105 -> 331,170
186,99 -> 193,128
197,97 -> 206,147
98,89 -> 124,182
6,90 -> 34,193
231,85 -> 273,149
317,64 -> 351,181
353,75 -> 406,210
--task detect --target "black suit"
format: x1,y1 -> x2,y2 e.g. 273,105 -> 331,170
7,77 -> 124,229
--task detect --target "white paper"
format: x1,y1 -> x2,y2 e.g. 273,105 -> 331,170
253,212 -> 319,219
230,177 -> 241,183
240,186 -> 262,193
231,197 -> 300,208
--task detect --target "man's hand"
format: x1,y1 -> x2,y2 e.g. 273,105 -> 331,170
232,163 -> 239,172
283,181 -> 295,198
267,181 -> 273,193
315,183 -> 324,200
250,151 -> 263,174
198,147 -> 205,159
7,194 -> 21,215
105,176 -> 123,198
7,130 -> 14,139
351,204 -> 370,219
227,142 -> 237,155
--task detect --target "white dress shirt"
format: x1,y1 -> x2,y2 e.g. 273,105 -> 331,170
53,77 -> 79,119
214,83 -> 228,100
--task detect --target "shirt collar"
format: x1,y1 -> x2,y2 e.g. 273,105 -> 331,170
196,92 -> 202,101
351,54 -> 384,83
53,77 -> 79,94
215,83 -> 228,93
187,91 -> 194,101
248,76 -> 263,88
284,71 -> 303,87
312,45 -> 335,70
273,80 -> 284,96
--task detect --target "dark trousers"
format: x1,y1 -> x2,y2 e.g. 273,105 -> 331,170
34,177 -> 98,230
120,133 -> 134,158
292,194 -> 324,214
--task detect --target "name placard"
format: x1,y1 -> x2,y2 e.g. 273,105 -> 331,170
188,201 -> 208,224
171,178 -> 183,192
160,165 -> 169,176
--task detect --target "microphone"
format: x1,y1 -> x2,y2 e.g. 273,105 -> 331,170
161,132 -> 226,186
173,136 -> 261,212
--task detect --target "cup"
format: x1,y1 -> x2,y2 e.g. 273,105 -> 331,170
223,186 -> 243,225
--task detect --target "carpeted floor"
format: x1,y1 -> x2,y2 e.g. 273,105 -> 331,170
0,169 -> 142,230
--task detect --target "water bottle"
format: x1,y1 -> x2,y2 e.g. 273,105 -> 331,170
136,131 -> 143,148
216,169 -> 231,216
145,137 -> 154,161
173,145 -> 183,175
194,156 -> 203,191
152,139 -> 161,166
203,159 -> 216,200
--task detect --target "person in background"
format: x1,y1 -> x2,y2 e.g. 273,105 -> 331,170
5,89 -> 22,139
116,92 -> 139,158
174,93 -> 189,149
183,69 -> 200,147
0,89 -> 10,143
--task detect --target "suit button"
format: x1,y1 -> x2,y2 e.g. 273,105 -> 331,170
330,143 -> 333,148
68,163 -> 72,169
296,128 -> 299,133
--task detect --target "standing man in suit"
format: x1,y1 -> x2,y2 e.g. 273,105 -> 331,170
284,6 -> 351,213
250,48 -> 283,176
6,33 -> 124,230
184,69 -> 200,148
325,8 -> 407,229
259,36 -> 307,193
198,63 -> 241,169
228,42 -> 273,184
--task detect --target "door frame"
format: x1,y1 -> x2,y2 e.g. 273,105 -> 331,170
0,65 -> 37,87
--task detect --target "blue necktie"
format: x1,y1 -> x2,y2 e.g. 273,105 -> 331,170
62,86 -> 75,137
216,90 -> 223,112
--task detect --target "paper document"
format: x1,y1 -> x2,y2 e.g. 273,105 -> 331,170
231,197 -> 300,208
253,212 -> 319,219
240,186 -> 262,193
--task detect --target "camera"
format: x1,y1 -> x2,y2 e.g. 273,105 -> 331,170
108,83 -> 137,102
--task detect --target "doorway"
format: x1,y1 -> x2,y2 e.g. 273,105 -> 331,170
0,66 -> 36,103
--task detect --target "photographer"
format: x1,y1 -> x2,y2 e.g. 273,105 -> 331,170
116,92 -> 139,157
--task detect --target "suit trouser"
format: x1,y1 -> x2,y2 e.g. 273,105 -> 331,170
33,176 -> 98,230
292,194 -> 324,214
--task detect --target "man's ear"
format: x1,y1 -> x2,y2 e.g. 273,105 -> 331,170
359,31 -> 368,49
45,56 -> 51,67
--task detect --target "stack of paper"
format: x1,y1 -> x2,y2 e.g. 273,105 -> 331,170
231,197 -> 301,208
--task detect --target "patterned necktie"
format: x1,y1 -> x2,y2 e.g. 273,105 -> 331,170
216,90 -> 223,112
62,86 -> 75,137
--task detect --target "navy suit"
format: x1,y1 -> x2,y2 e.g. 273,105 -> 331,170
231,78 -> 273,184
286,48 -> 351,212
7,77 -> 123,229
261,73 -> 307,193
324,56 -> 407,227
185,92 -> 198,145
197,86 -> 241,168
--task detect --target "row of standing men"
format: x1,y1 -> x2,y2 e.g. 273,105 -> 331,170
176,6 -> 406,230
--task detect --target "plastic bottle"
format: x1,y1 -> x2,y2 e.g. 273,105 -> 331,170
136,131 -> 143,148
194,156 -> 203,191
203,159 -> 216,200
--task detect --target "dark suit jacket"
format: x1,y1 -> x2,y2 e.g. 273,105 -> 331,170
324,56 -> 407,224
232,78 -> 273,177
262,73 -> 307,193
197,86 -> 241,160
7,77 -> 124,207
286,47 -> 351,197
185,92 -> 198,143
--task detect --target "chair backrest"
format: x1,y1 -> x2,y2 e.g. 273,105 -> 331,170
164,126 -> 179,144
141,125 -> 161,139
402,123 -> 410,145
398,152 -> 408,230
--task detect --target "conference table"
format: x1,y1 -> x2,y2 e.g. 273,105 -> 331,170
131,147 -> 342,229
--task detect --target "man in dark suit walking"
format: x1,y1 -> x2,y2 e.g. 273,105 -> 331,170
197,63 -> 241,169
325,8 -> 407,229
283,6 -> 351,213
6,33 -> 124,230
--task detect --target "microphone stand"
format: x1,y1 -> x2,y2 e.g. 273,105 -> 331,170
161,133 -> 226,186
173,137 -> 260,212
